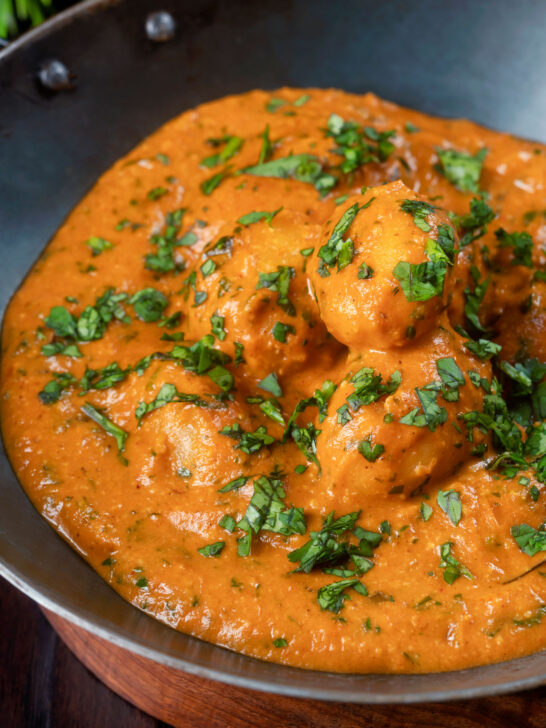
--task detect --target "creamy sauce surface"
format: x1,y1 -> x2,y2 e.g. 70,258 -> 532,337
1,88 -> 545,673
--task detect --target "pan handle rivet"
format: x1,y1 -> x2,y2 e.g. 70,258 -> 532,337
145,11 -> 176,42
37,59 -> 73,91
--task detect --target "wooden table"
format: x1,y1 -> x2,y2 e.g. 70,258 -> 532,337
2,577 -> 545,727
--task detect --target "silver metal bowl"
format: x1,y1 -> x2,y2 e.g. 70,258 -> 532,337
1,0 -> 545,703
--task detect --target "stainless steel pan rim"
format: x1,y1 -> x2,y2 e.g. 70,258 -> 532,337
1,0 -> 545,703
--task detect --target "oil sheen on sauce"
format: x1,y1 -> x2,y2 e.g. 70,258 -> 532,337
1,89 -> 545,674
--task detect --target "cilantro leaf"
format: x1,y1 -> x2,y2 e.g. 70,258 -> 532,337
198,541 -> 226,557
130,288 -> 169,322
135,383 -> 207,425
237,207 -> 282,227
358,437 -> 385,462
439,542 -> 473,584
317,578 -> 363,613
38,372 -> 76,404
436,147 -> 487,193
436,490 -> 462,526
243,154 -> 336,195
81,402 -> 128,452
201,134 -> 243,168
256,266 -> 296,315
495,228 -> 534,268
393,259 -> 446,302
511,523 -> 546,556
85,236 -> 113,256
258,372 -> 282,398
400,199 -> 438,232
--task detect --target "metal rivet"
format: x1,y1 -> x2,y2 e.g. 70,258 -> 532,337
145,11 -> 176,42
37,59 -> 74,91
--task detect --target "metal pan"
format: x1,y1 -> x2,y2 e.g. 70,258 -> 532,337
1,0 -> 545,703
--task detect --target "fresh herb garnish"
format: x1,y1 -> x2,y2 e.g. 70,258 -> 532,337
198,541 -> 226,557
400,199 -> 438,232
135,383 -> 208,425
511,523 -> 546,556
243,154 -> 336,196
436,490 -> 462,526
85,236 -> 113,256
130,288 -> 168,322
256,266 -> 296,315
38,372 -> 76,404
219,423 -> 275,454
345,367 -> 401,412
358,436 -> 385,462
436,147 -> 487,193
81,402 -> 128,452
258,372 -> 282,398
438,542 -> 473,584
237,207 -> 282,227
317,198 -> 374,273
201,135 -> 243,168
495,228 -> 534,268
272,321 -> 296,343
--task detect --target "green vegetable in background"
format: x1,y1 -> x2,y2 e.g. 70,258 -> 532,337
0,0 -> 54,38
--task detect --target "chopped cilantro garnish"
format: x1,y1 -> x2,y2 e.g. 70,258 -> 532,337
358,436 -> 385,462
79,362 -> 128,393
511,523 -> 546,556
393,259 -> 446,302
439,542 -> 473,584
201,135 -> 243,168
400,199 -> 438,232
464,339 -> 501,360
198,541 -> 226,557
453,198 -> 495,248
357,263 -> 374,279
272,321 -> 296,343
436,490 -> 462,526
85,236 -> 113,256
317,578 -> 365,613
237,207 -> 282,227
495,228 -> 534,268
243,154 -> 336,196
318,198 -> 374,272
201,167 -> 232,195
135,383 -> 207,425
210,312 -> 226,340
147,186 -> 168,201
200,259 -> 216,278
346,367 -> 401,411
325,114 -> 395,175
219,423 -> 275,454
81,402 -> 128,452
436,147 -> 487,193
218,475 -> 250,493
130,288 -> 168,322
38,372 -> 76,404
258,372 -> 282,398
256,266 -> 296,315
420,502 -> 433,521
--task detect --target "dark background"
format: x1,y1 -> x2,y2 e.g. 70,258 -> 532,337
1,579 -> 169,727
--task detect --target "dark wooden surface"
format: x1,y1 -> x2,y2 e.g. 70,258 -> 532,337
2,576 -> 546,728
0,578 -> 169,728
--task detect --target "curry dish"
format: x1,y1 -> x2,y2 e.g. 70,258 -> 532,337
1,89 -> 545,674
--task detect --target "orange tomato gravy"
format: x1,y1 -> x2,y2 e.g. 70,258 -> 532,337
1,88 -> 545,673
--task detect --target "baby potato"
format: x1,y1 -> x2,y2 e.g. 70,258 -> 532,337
316,322 -> 491,503
180,209 -> 342,381
119,362 -> 260,489
309,180 -> 458,350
